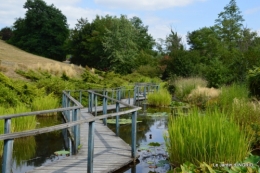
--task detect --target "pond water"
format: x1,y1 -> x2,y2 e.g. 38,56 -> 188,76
108,103 -> 172,173
0,104 -> 171,173
0,114 -> 67,173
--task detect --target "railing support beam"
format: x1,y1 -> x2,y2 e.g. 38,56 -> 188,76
87,121 -> 95,173
131,111 -> 137,159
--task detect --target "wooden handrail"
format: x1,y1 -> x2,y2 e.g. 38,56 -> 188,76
0,107 -> 141,141
0,106 -> 82,120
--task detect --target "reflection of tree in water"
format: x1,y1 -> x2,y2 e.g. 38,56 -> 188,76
26,114 -> 65,167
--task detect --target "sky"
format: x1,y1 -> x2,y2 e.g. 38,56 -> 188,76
0,0 -> 260,47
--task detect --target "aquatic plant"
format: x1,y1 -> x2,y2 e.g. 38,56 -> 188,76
106,118 -> 142,124
31,93 -> 59,115
147,89 -> 171,107
165,108 -> 251,167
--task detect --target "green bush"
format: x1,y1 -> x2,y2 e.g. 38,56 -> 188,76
204,58 -> 232,88
247,66 -> 260,98
135,65 -> 160,78
165,108 -> 251,167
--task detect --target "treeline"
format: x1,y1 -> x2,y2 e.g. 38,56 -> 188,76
1,0 -> 260,89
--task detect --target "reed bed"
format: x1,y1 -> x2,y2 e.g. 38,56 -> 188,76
165,108 -> 251,166
217,83 -> 249,111
31,93 -> 59,115
147,88 -> 171,107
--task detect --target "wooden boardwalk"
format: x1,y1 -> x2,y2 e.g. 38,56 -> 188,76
27,98 -> 143,173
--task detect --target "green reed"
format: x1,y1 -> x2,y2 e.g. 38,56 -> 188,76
165,108 -> 251,166
147,88 -> 171,107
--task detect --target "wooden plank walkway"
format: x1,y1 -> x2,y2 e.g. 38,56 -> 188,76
27,98 -> 143,173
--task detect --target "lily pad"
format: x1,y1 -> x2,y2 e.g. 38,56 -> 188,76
148,142 -> 161,147
146,112 -> 168,117
106,118 -> 142,124
54,150 -> 70,155
158,160 -> 169,164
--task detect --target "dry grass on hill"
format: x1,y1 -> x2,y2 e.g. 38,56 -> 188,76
0,40 -> 84,79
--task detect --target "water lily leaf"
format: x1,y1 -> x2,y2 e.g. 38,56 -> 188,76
54,150 -> 70,155
146,112 -> 168,117
107,118 -> 142,124
156,163 -> 164,167
158,160 -> 169,164
148,142 -> 161,147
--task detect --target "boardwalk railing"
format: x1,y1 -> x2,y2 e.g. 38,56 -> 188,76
0,83 -> 159,173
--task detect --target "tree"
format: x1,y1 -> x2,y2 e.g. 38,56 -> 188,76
68,18 -> 93,66
9,0 -> 69,61
0,27 -> 13,40
103,15 -> 139,74
215,0 -> 244,50
187,27 -> 219,55
130,16 -> 155,50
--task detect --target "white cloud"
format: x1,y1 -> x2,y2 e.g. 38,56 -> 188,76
244,6 -> 260,15
94,0 -> 207,10
0,0 -> 111,29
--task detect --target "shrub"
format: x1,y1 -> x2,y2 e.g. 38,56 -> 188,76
165,108 -> 251,167
204,58 -> 232,88
135,65 -> 161,78
187,86 -> 221,108
147,88 -> 171,107
247,66 -> 260,98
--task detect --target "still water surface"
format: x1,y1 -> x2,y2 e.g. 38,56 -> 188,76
0,105 -> 170,173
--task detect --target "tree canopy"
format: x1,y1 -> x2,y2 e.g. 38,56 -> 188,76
9,0 -> 69,61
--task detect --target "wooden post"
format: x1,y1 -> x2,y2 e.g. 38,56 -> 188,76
131,111 -> 137,159
103,90 -> 107,125
2,118 -> 14,173
144,86 -> 146,99
111,89 -> 114,104
116,90 -> 120,136
87,121 -> 95,173
137,86 -> 139,106
73,109 -> 80,154
128,90 -> 130,105
79,90 -> 82,104
94,94 -> 97,116
133,87 -> 136,105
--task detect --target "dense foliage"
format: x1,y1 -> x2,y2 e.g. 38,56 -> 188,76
8,0 -> 69,61
67,15 -> 156,74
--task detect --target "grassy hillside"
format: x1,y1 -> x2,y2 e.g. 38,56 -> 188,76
0,40 -> 84,79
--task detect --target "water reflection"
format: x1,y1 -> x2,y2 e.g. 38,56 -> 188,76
0,114 -> 67,173
109,104 -> 171,173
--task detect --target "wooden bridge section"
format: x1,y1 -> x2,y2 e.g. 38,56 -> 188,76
0,83 -> 159,173
28,112 -> 133,173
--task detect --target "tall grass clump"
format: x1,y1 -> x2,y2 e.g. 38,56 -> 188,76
31,93 -> 59,115
164,108 -> 251,167
0,104 -> 36,133
173,77 -> 207,100
147,88 -> 171,107
218,83 -> 249,111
